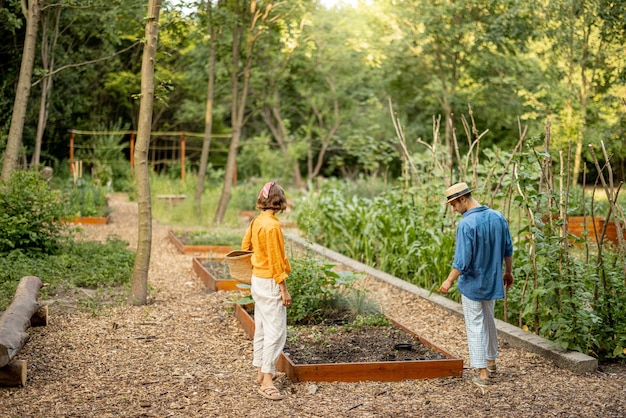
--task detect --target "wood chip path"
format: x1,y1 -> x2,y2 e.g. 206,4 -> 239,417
1,193 -> 624,417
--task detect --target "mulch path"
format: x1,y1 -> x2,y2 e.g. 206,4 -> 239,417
1,193 -> 624,417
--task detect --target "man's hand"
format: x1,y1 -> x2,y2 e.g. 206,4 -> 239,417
503,272 -> 514,290
439,278 -> 453,294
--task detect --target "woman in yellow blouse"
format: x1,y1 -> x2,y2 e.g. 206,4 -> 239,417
241,182 -> 292,400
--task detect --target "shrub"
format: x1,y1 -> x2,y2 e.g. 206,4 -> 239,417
0,170 -> 69,254
287,252 -> 375,324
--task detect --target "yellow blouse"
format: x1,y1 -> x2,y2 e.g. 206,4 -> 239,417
241,211 -> 291,284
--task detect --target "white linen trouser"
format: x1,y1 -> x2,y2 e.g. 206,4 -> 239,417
461,295 -> 498,369
251,274 -> 286,375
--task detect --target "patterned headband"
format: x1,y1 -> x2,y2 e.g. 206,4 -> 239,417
259,182 -> 275,199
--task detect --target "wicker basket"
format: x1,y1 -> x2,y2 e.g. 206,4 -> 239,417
225,250 -> 253,284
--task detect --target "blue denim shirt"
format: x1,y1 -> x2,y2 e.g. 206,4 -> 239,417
452,205 -> 513,301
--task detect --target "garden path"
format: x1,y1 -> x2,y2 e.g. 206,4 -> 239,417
0,193 -> 624,417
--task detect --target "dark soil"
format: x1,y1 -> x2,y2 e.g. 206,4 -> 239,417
284,323 -> 447,364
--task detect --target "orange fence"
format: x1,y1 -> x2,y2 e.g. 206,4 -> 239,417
68,130 -> 231,182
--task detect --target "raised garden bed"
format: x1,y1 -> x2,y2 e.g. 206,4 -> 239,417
168,229 -> 237,258
561,216 -> 625,245
234,304 -> 463,383
68,215 -> 110,225
192,257 -> 241,292
597,219 -> 626,245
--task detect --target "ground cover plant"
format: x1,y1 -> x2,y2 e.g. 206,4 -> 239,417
0,171 -> 135,312
174,229 -> 243,247
295,121 -> 626,363
149,175 -> 267,227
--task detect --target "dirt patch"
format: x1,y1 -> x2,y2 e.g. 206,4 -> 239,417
284,323 -> 446,364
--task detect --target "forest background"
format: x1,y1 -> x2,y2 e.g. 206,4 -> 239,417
0,0 -> 625,363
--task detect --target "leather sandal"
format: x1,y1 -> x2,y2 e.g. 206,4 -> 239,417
258,386 -> 284,400
472,376 -> 491,388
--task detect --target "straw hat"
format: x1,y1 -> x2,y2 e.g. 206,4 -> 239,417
225,250 -> 253,284
445,182 -> 471,203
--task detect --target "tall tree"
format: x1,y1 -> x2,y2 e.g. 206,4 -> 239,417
214,0 -> 273,223
382,0 -> 536,160
194,0 -> 219,209
31,5 -> 60,167
542,0 -> 626,184
256,3 -> 311,188
130,0 -> 162,306
1,0 -> 43,179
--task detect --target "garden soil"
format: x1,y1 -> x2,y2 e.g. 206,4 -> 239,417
1,193 -> 624,417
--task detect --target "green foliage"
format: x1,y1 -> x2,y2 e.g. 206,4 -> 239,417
287,255 -> 341,324
286,252 -> 375,325
0,236 -> 135,311
347,313 -> 391,328
73,120 -> 134,192
295,179 -> 454,294
149,173 -> 249,226
0,170 -> 69,254
173,229 -> 242,246
295,169 -> 626,362
501,146 -> 626,361
237,133 -> 302,183
231,283 -> 254,306
61,178 -> 111,217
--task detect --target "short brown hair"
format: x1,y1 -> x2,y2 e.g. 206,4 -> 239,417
256,182 -> 287,212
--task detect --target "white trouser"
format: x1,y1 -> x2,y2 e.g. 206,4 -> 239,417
251,274 -> 286,375
461,295 -> 498,369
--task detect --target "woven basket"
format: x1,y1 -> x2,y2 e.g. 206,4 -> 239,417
225,250 -> 253,284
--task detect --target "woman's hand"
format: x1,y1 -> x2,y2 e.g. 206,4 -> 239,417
281,288 -> 292,307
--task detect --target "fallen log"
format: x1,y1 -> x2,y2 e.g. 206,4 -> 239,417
0,276 -> 45,369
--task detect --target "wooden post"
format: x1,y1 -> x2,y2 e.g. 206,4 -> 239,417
69,130 -> 74,174
181,132 -> 186,183
130,131 -> 135,169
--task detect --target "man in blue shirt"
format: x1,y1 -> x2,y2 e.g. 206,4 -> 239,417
439,182 -> 514,388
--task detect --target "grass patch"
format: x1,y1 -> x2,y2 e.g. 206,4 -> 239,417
173,229 -> 243,246
0,236 -> 135,311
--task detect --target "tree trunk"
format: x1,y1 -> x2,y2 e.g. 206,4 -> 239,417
194,4 -> 217,209
572,22 -> 593,186
129,0 -> 162,306
32,6 -> 61,168
215,0 -> 260,223
263,101 -> 303,188
1,0 -> 42,180
0,276 -> 44,368
308,90 -> 340,179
